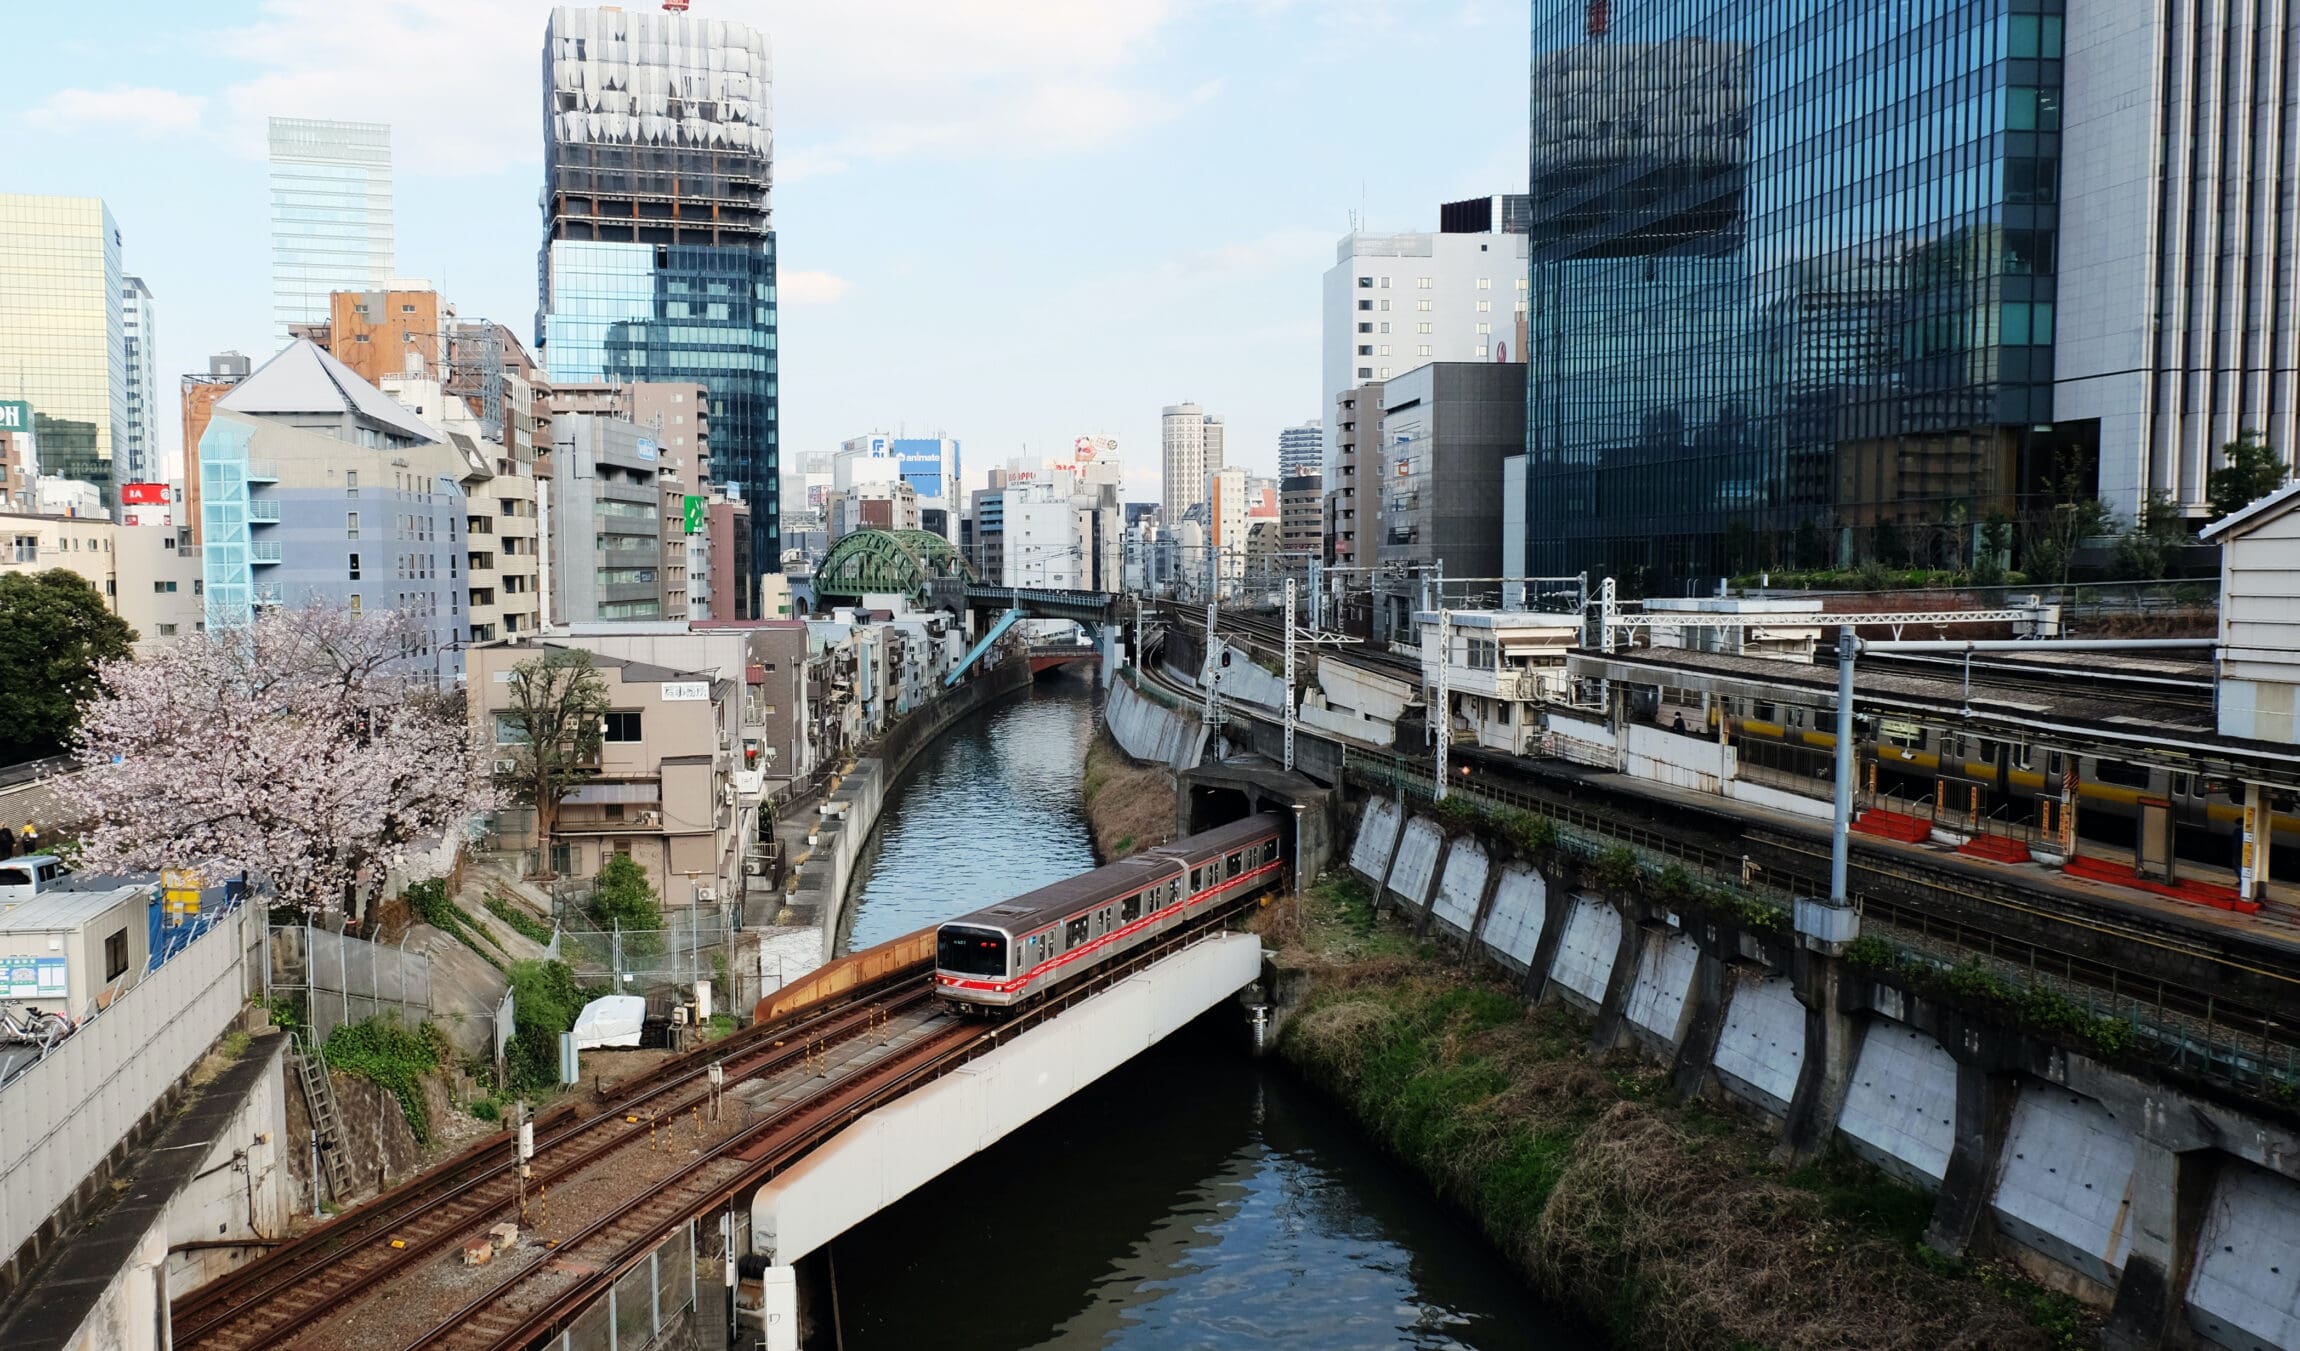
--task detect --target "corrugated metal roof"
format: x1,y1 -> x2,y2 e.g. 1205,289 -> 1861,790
0,885 -> 151,933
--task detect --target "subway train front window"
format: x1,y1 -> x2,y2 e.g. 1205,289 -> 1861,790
938,926 -> 1007,976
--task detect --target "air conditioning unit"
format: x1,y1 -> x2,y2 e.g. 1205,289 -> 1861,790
494,758 -> 518,775
695,886 -> 717,902
638,810 -> 661,826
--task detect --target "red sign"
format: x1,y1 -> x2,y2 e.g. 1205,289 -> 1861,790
120,482 -> 170,505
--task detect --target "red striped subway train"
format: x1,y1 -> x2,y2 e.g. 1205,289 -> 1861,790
934,814 -> 1286,1010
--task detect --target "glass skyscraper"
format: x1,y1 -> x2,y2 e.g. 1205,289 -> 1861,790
1524,1 -> 2064,590
268,117 -> 395,346
538,6 -> 780,604
0,195 -> 127,500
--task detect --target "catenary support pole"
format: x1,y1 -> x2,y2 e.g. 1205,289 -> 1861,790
1832,625 -> 1857,904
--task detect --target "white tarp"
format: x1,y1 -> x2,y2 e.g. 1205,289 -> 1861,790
573,995 -> 647,1049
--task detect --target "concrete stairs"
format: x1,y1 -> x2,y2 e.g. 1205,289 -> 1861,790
1956,834 -> 2032,865
1851,808 -> 1933,844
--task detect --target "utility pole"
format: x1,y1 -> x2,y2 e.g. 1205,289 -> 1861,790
1283,579 -> 1297,773
1432,605 -> 1451,800
1202,544 -> 1222,756
1307,558 -> 1324,632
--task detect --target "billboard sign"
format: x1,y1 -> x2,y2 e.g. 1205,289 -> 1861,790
0,955 -> 67,1001
121,482 -> 171,506
634,438 -> 659,462
0,400 -> 31,434
684,495 -> 706,535
661,681 -> 710,702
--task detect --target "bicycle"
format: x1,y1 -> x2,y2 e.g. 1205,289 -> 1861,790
0,1001 -> 73,1049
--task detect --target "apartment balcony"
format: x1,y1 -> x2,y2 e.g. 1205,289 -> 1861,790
245,460 -> 279,483
247,499 -> 282,524
248,541 -> 283,565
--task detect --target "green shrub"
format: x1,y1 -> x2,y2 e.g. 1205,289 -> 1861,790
587,855 -> 665,934
469,1097 -> 501,1123
484,894 -> 556,945
324,1016 -> 445,1142
505,958 -> 588,1094
1591,846 -> 1642,893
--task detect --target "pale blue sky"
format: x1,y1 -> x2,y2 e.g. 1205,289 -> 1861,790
14,0 -> 1527,499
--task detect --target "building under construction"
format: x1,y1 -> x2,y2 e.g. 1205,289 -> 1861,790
537,2 -> 781,606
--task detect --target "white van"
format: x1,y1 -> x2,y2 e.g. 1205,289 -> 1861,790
0,856 -> 68,907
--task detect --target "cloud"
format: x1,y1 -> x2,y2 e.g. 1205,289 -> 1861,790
205,0 -> 1203,180
780,270 -> 852,305
25,86 -> 208,135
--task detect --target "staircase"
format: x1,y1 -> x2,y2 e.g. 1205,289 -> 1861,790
1850,808 -> 1934,844
1957,834 -> 2033,865
291,1031 -> 354,1205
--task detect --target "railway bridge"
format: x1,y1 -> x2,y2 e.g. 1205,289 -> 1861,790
166,910 -> 1269,1351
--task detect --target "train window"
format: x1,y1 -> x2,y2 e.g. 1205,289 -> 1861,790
1066,917 -> 1090,947
2046,751 -> 2065,778
937,927 -> 1007,977
2096,758 -> 2151,789
2172,772 -> 2193,799
1754,701 -> 1777,723
1227,852 -> 1244,879
1940,733 -> 1962,760
1123,894 -> 1142,922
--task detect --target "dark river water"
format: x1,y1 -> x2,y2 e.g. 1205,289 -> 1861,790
833,674 -> 1587,1350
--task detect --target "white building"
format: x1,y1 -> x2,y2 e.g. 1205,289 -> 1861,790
1160,403 -> 1224,527
1001,457 -> 1124,594
1417,609 -> 1580,756
267,118 -> 394,345
1208,465 -> 1249,592
119,276 -> 159,485
1322,202 -> 1530,483
835,434 -> 961,542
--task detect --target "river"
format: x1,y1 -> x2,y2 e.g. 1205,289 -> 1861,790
833,674 -> 1588,1349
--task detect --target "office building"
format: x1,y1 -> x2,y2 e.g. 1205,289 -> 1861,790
1327,381 -> 1384,565
834,434 -> 961,542
1160,403 -> 1224,526
1323,199 -> 1530,490
1208,464 -> 1249,591
0,196 -> 127,500
1281,473 -> 1323,558
1379,361 -> 1525,633
119,276 -> 159,486
1279,421 -> 1323,481
268,118 -> 394,344
196,341 -> 468,682
549,413 -> 678,624
377,373 -> 545,644
538,5 -> 780,603
1002,462 -> 1124,594
1520,4 -> 2255,585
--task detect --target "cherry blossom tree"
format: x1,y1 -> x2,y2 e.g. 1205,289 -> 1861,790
61,603 -> 494,916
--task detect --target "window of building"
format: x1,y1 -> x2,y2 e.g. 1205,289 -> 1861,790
1358,345 -> 1373,356
1379,277 -> 1391,289
1378,366 -> 1391,378
1416,299 -> 1432,312
1417,322 -> 1432,334
1475,345 -> 1489,358
1476,300 -> 1492,312
1357,276 -> 1373,288
349,594 -> 361,613
1417,277 -> 1432,289
104,929 -> 128,982
1357,299 -> 1372,311
156,623 -> 177,637
603,711 -> 643,742
348,553 -> 361,581
1378,345 -> 1391,356
1357,367 -> 1373,379
1379,322 -> 1391,334
1417,345 -> 1431,356
1378,299 -> 1390,311
1476,322 -> 1492,334
1477,278 -> 1492,290
153,580 -> 176,593
1357,322 -> 1372,334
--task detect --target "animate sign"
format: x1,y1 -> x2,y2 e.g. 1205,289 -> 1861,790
661,681 -> 710,702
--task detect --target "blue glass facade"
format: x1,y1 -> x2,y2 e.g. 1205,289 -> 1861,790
1524,0 -> 2064,589
541,236 -> 780,571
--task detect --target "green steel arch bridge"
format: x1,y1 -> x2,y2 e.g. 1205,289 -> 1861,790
809,529 -> 1122,683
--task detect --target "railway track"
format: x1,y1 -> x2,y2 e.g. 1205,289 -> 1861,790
171,965 -> 931,1351
389,908 -> 1255,1351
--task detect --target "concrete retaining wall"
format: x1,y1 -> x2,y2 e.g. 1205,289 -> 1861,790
1349,799 -> 1402,885
1431,840 -> 1489,937
1990,1086 -> 2135,1288
1837,1020 -> 1957,1188
1549,897 -> 1621,1009
1480,866 -> 1547,969
1711,976 -> 1804,1116
1383,817 -> 1444,913
1106,675 -> 1206,771
1320,797 -> 2300,1345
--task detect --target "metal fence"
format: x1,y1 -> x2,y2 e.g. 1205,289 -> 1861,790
0,900 -> 257,1270
555,903 -> 745,997
268,924 -> 431,1045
